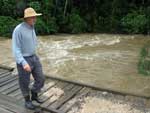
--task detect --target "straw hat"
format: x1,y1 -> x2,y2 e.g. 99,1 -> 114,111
24,7 -> 42,18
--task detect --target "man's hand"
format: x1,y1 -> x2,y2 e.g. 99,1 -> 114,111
23,64 -> 31,72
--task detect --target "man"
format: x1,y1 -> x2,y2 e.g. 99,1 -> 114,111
12,7 -> 45,110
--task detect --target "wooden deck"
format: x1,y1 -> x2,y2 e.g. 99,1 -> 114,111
0,65 -> 148,113
0,65 -> 90,113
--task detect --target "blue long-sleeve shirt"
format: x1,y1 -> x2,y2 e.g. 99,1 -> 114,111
12,22 -> 37,66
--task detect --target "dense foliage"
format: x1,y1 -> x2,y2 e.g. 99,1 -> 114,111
138,42 -> 150,76
0,0 -> 150,37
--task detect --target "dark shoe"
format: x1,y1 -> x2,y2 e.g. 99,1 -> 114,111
24,96 -> 35,110
31,91 -> 44,103
25,100 -> 36,110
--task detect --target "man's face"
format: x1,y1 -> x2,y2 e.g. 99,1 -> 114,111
25,16 -> 36,26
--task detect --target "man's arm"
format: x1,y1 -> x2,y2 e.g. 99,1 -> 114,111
12,29 -> 28,66
12,29 -> 31,72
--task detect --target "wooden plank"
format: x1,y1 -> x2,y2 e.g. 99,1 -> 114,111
0,68 -> 10,72
8,80 -> 33,99
41,107 -> 63,113
0,79 -> 18,92
14,91 -> 22,98
41,82 -> 67,108
0,93 -> 25,113
49,85 -> 83,109
2,84 -> 19,95
45,83 -> 75,110
0,72 -> 12,82
46,75 -> 150,99
2,102 -> 39,113
15,94 -> 24,100
0,98 -> 34,113
0,72 -> 12,78
39,81 -> 57,96
40,81 -> 65,107
0,93 -> 20,103
40,93 -> 54,108
0,93 -> 40,113
0,76 -> 17,87
59,87 -> 91,113
0,73 -> 14,83
0,106 -> 13,113
63,83 -> 75,91
39,82 -> 56,101
8,89 -> 21,97
0,70 -> 9,75
0,72 -> 11,79
0,65 -> 14,71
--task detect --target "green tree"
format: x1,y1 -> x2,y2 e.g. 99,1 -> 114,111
0,16 -> 19,37
1,0 -> 16,16
0,0 -> 150,36
121,10 -> 148,34
68,13 -> 86,33
111,0 -> 129,32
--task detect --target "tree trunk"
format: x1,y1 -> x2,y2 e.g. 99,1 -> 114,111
64,0 -> 68,16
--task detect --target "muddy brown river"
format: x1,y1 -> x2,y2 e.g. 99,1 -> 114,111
0,34 -> 150,97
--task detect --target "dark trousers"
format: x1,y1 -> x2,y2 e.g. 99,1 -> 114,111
16,55 -> 45,97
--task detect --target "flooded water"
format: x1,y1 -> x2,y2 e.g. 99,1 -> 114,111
1,34 -> 150,97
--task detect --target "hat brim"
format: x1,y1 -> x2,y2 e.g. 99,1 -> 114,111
24,13 -> 42,18
35,13 -> 42,16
